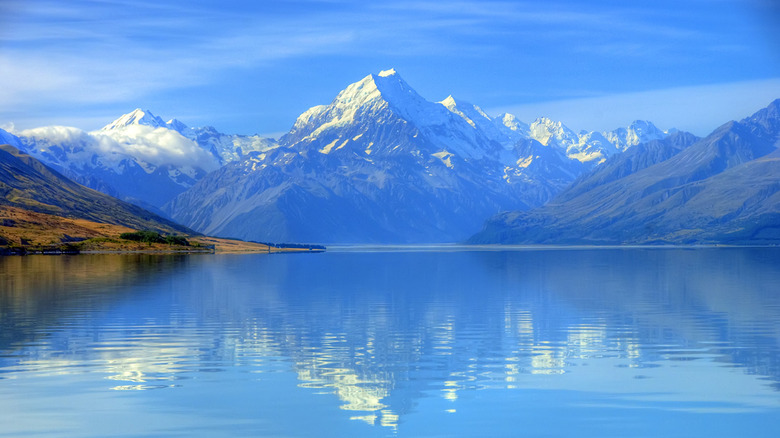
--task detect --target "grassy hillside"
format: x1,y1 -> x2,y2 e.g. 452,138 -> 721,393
0,144 -> 191,234
0,205 -> 322,254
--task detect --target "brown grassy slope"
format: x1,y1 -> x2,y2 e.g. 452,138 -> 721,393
0,205 -> 201,252
0,144 -> 192,234
0,205 -> 135,244
0,205 -> 313,253
0,145 -> 324,253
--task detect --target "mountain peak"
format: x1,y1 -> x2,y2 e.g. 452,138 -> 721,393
101,109 -> 166,131
324,69 -> 428,122
377,68 -> 397,77
440,95 -> 457,108
744,98 -> 780,125
166,118 -> 189,133
496,113 -> 530,136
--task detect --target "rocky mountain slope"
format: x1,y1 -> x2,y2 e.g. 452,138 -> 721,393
469,99 -> 780,245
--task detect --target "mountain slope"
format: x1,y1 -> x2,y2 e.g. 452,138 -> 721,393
14,109 -> 277,209
165,70 -> 587,243
469,99 -> 780,245
518,118 -> 671,165
0,144 -> 192,234
554,131 -> 700,203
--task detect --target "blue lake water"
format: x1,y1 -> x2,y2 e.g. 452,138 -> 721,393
1,247 -> 779,437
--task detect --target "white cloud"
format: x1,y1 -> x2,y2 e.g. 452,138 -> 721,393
19,124 -> 220,172
95,125 -> 220,171
20,126 -> 97,149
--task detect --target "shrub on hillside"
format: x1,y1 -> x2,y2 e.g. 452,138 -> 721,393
120,231 -> 189,246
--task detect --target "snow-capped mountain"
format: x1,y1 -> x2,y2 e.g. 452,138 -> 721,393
100,108 -> 278,166
603,120 -> 669,151
518,117 -> 672,165
12,109 -> 277,210
439,96 -> 523,149
493,113 -> 530,145
164,118 -> 278,165
469,99 -> 780,245
100,108 -> 169,130
164,70 -> 587,243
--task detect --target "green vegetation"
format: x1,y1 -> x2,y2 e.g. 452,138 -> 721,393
120,231 -> 190,246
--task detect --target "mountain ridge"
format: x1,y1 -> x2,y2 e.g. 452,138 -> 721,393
468,99 -> 780,245
0,143 -> 192,234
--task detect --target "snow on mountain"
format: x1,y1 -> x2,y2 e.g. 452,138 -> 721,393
100,108 -> 168,131
15,124 -> 210,209
283,69 -> 502,161
438,102 -> 670,166
13,109 -> 276,209
96,108 -> 278,167
528,117 -> 580,150
521,117 -> 673,165
166,118 -> 189,133
493,113 -> 530,144
94,114 -> 221,173
469,99 -> 780,245
171,123 -> 278,165
439,96 -> 522,149
164,70 -> 587,244
603,120 -> 668,152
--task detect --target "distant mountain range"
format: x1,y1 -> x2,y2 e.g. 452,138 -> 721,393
3,110 -> 276,212
2,69 -> 777,245
469,99 -> 780,245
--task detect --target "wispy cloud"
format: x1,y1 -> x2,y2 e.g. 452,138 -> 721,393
1,0 -> 777,134
489,78 -> 780,135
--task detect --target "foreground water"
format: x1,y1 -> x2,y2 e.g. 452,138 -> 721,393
1,247 -> 779,437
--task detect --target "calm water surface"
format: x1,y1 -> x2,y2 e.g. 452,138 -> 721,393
1,248 -> 779,437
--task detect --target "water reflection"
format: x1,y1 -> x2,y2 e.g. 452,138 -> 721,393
1,248 -> 779,436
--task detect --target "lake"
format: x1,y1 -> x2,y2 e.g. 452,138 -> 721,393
1,247 -> 779,437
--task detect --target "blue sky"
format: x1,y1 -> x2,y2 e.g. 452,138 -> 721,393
1,0 -> 779,137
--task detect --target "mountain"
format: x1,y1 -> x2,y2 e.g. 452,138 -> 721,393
164,69 -> 588,244
439,96 -> 523,148
161,114 -> 278,165
468,99 -> 780,245
522,118 -> 671,165
554,131 -> 701,203
0,144 -> 191,234
13,109 -> 277,210
0,128 -> 22,148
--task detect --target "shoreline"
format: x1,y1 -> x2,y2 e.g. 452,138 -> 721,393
325,243 -> 780,252
0,243 -> 326,256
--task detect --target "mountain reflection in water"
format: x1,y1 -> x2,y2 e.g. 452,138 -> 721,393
1,248 -> 779,437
